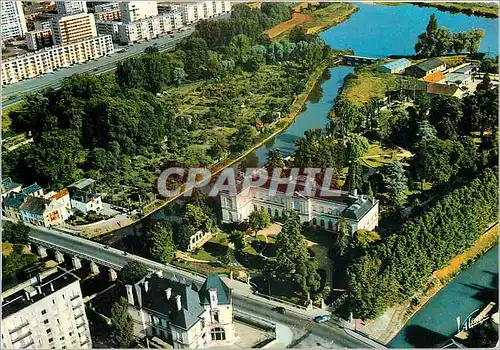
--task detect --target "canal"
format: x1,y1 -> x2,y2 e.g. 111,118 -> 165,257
388,246 -> 498,348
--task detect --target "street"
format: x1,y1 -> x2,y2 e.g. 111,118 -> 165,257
2,27 -> 195,108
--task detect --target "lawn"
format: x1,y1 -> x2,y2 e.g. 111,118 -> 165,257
361,143 -> 412,168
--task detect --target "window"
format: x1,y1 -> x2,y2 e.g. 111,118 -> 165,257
43,319 -> 49,324
60,337 -> 64,341
328,221 -> 333,231
312,218 -> 317,226
69,332 -> 73,337
46,329 -> 51,334
320,219 -> 325,227
210,328 -> 226,341
213,312 -> 219,323
274,210 -> 279,218
41,309 -> 47,315
52,300 -> 55,305
267,208 -> 272,217
48,337 -> 53,343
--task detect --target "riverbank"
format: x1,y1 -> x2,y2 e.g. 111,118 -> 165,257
410,2 -> 498,19
271,3 -> 359,41
357,223 -> 499,344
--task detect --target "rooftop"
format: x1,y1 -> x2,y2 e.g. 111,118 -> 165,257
52,188 -> 69,200
20,196 -> 51,215
1,177 -> 21,194
3,192 -> 28,209
71,189 -> 101,203
444,72 -> 472,83
420,70 -> 445,83
380,58 -> 411,70
415,58 -> 445,72
199,274 -> 231,306
2,267 -> 80,319
427,83 -> 459,96
22,183 -> 42,195
68,178 -> 95,190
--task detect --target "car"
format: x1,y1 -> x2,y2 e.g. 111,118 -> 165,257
313,315 -> 330,324
272,307 -> 286,314
92,66 -> 98,71
104,245 -> 109,249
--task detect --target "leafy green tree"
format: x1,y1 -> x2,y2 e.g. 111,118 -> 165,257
208,137 -> 229,161
267,149 -> 285,169
146,221 -> 176,264
230,125 -> 258,153
415,14 -> 452,57
380,161 -> 408,208
351,230 -> 381,252
174,223 -> 194,252
289,26 -> 315,43
110,297 -> 135,348
2,221 -> 30,245
465,29 -> 485,54
345,161 -> 364,193
468,322 -> 498,348
183,204 -> 209,232
345,134 -> 369,162
335,216 -> 351,257
248,208 -> 271,234
229,230 -> 245,251
119,261 -> 148,284
451,31 -> 468,54
429,96 -> 463,140
417,120 -> 437,141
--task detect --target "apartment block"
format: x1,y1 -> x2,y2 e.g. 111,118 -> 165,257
119,1 -> 158,24
94,9 -> 121,22
55,1 -> 87,15
176,1 -> 231,24
51,12 -> 97,45
1,267 -> 92,349
117,12 -> 182,44
25,28 -> 53,51
94,2 -> 120,13
2,35 -> 114,85
1,1 -> 28,41
95,20 -> 121,42
34,20 -> 52,31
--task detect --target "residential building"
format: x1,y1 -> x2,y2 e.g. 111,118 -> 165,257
20,196 -> 69,227
1,267 -> 92,349
55,1 -> 87,15
45,188 -> 73,221
426,83 -> 461,98
2,35 -> 114,85
94,8 -> 121,22
117,12 -> 181,43
25,28 -> 54,51
126,273 -> 236,348
1,1 -> 28,41
419,70 -> 445,83
405,58 -> 447,78
1,177 -> 22,198
34,20 -> 53,31
444,72 -> 473,86
175,1 -> 231,25
3,192 -> 28,221
453,62 -> 479,75
70,189 -> 103,215
21,183 -> 44,198
51,12 -> 97,45
119,1 -> 159,24
95,20 -> 121,42
377,58 -> 412,74
220,174 -> 379,233
68,178 -> 96,192
94,2 -> 120,13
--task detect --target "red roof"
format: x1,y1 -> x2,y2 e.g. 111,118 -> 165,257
52,188 -> 69,200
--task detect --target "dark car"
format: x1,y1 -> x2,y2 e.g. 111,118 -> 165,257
313,315 -> 330,323
273,307 -> 286,314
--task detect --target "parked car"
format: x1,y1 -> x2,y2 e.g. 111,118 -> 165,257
313,315 -> 330,324
272,307 -> 286,314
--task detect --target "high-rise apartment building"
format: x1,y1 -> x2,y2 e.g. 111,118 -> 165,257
55,1 -> 88,15
51,12 -> 97,45
25,28 -> 53,51
1,1 -> 28,41
119,1 -> 158,24
1,267 -> 92,349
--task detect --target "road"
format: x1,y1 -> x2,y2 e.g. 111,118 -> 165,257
28,224 -> 371,348
1,27 -> 195,108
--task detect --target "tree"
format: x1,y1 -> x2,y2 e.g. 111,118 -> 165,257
414,14 -> 452,57
335,216 -> 351,257
183,204 -> 209,232
345,134 -> 369,163
119,261 -> 148,284
2,221 -> 30,245
468,322 -> 498,348
416,120 -> 437,141
230,125 -> 258,153
350,230 -> 381,252
465,29 -> 485,54
267,149 -> 285,169
381,161 -> 408,208
207,137 -> 229,161
428,96 -> 463,140
110,297 -> 135,348
345,161 -> 364,193
248,208 -> 271,234
229,230 -> 245,251
174,223 -> 194,252
146,221 -> 176,264
172,67 -> 187,86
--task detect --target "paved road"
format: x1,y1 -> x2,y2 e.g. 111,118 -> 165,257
2,27 -> 195,108
27,224 -> 371,348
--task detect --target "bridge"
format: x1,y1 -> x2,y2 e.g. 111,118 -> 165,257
342,55 -> 380,67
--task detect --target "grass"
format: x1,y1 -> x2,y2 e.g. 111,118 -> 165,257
361,143 -> 412,168
411,2 -> 498,18
264,13 -> 313,39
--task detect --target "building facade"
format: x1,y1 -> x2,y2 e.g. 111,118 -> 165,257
1,267 -> 92,349
1,1 -> 28,41
51,12 -> 97,45
117,12 -> 182,44
25,28 -> 54,51
95,20 -> 121,42
220,175 -> 379,233
55,1 -> 87,15
2,35 -> 114,85
94,2 -> 120,13
405,58 -> 447,78
175,1 -> 231,24
126,273 -> 236,348
119,1 -> 159,24
94,9 -> 121,22
19,196 -> 68,227
70,189 -> 103,215
1,177 -> 22,198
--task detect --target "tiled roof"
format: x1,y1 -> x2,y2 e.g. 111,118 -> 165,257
198,274 -> 231,306
20,196 -> 51,215
3,192 -> 28,208
1,178 -> 21,194
22,183 -> 42,195
52,188 -> 69,200
134,274 -> 205,330
416,58 -> 445,72
420,70 -> 445,83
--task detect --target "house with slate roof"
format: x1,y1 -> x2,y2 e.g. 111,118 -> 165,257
3,192 -> 28,220
70,189 -> 103,215
21,183 -> 44,198
126,273 -> 235,348
220,172 -> 379,233
19,196 -> 67,227
1,177 -> 22,198
405,58 -> 446,78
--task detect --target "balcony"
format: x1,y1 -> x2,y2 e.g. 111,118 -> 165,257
70,294 -> 80,301
11,331 -> 32,344
22,340 -> 35,348
9,321 -> 29,334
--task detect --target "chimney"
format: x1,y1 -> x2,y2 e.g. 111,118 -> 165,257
165,288 -> 172,300
175,295 -> 182,311
36,286 -> 42,295
50,283 -> 54,292
125,284 -> 134,305
24,290 -> 31,301
209,288 -> 218,308
144,281 -> 149,293
353,189 -> 358,197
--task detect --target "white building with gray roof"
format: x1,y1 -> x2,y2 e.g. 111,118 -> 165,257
125,273 -> 236,348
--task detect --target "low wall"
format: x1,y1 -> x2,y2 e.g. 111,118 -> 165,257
234,309 -> 275,332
